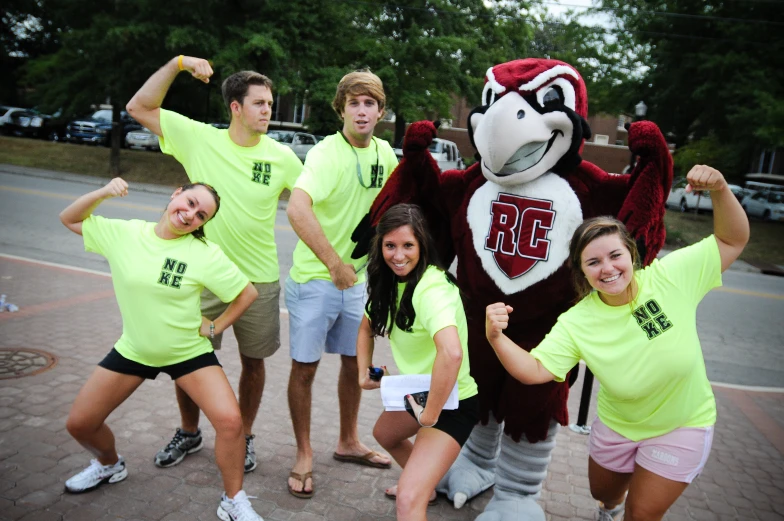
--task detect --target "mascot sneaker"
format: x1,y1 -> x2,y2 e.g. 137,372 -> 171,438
155,427 -> 203,467
65,456 -> 128,493
217,490 -> 263,521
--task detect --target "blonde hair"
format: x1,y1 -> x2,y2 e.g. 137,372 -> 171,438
568,216 -> 640,304
332,69 -> 386,118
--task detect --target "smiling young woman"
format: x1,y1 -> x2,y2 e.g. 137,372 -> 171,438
485,165 -> 749,521
357,204 -> 479,520
58,178 -> 262,521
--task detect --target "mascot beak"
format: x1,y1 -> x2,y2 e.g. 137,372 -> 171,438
473,93 -> 574,186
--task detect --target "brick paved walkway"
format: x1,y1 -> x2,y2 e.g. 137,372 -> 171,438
1,256 -> 782,521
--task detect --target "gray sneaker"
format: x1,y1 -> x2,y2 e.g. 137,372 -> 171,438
154,428 -> 203,468
244,434 -> 257,473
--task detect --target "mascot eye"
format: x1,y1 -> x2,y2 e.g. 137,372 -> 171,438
517,110 -> 525,120
542,86 -> 563,108
482,84 -> 497,106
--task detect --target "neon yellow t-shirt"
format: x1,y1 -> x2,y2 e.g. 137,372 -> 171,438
159,109 -> 302,283
289,133 -> 398,283
83,216 -> 249,367
530,236 -> 721,441
384,266 -> 478,400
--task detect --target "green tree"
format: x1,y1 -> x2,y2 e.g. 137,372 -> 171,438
347,0 -> 540,145
600,0 -> 784,176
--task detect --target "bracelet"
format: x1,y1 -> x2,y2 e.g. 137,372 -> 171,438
417,409 -> 437,428
177,55 -> 185,71
209,321 -> 215,339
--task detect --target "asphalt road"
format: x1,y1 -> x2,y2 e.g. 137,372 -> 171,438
1,167 -> 782,389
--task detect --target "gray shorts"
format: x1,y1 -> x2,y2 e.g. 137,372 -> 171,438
284,277 -> 366,363
200,281 -> 281,360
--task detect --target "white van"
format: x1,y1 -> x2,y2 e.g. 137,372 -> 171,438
394,138 -> 465,171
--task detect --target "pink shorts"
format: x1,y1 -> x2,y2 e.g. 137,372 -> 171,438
588,417 -> 714,483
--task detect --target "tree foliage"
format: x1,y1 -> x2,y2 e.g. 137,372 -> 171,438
5,0 -> 637,165
599,0 -> 784,178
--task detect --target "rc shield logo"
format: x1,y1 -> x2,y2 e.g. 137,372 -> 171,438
484,193 -> 555,278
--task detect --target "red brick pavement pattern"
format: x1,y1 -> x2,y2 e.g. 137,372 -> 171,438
1,257 -> 783,521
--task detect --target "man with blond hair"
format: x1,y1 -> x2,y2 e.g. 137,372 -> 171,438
285,69 -> 398,498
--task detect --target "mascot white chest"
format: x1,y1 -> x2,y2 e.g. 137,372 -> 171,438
467,173 -> 583,295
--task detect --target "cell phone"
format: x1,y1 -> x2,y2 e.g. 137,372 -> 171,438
404,391 -> 429,414
368,366 -> 384,381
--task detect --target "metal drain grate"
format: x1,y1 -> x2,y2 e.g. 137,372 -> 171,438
0,348 -> 58,379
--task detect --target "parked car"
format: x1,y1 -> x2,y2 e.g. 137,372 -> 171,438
0,105 -> 28,134
742,190 -> 784,221
666,177 -> 743,213
65,109 -> 141,146
3,109 -> 46,138
267,130 -> 319,162
125,127 -> 160,151
393,137 -> 465,171
2,108 -> 68,141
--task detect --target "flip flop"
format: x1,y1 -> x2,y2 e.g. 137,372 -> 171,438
332,450 -> 392,469
287,471 -> 313,499
384,485 -> 438,505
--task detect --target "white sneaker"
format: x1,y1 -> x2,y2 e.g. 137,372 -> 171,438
598,503 -> 624,521
217,490 -> 263,521
65,456 -> 128,493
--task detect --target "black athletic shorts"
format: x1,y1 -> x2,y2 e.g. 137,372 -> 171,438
98,348 -> 221,380
407,395 -> 480,447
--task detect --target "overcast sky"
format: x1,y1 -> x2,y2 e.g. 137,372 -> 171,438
544,0 -> 613,27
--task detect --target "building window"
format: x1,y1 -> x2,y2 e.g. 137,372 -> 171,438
594,134 -> 609,145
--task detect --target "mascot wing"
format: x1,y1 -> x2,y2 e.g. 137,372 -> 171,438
618,120 -> 673,266
351,120 -> 461,263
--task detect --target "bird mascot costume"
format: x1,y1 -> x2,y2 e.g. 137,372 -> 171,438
356,58 -> 672,520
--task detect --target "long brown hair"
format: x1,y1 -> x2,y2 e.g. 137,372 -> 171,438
366,204 -> 455,337
568,216 -> 640,303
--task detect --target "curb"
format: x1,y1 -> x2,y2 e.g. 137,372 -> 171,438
0,163 -> 290,210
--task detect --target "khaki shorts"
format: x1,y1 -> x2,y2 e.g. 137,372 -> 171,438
200,281 -> 281,360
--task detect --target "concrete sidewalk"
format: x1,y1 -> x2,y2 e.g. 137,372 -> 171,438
1,255 -> 783,521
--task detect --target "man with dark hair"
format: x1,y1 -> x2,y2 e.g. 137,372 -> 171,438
284,69 -> 397,498
127,57 -> 301,516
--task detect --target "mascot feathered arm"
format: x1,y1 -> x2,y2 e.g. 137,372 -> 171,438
619,120 -> 673,266
351,121 -> 460,263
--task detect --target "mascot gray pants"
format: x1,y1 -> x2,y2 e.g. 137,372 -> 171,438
436,418 -> 559,520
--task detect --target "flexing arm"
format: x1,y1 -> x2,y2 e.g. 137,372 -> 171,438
485,303 -> 555,385
126,56 -> 213,137
199,283 -> 258,338
287,188 -> 357,290
59,178 -> 128,235
415,325 -> 463,427
356,316 -> 381,390
685,165 -> 749,272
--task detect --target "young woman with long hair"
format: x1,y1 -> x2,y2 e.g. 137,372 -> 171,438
357,203 -> 479,520
485,165 -> 750,521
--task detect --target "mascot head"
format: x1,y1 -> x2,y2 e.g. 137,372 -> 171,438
469,58 -> 591,187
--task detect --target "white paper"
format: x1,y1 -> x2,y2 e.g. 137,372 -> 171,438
380,374 -> 459,412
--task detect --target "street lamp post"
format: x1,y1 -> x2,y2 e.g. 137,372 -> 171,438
628,100 -> 648,171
